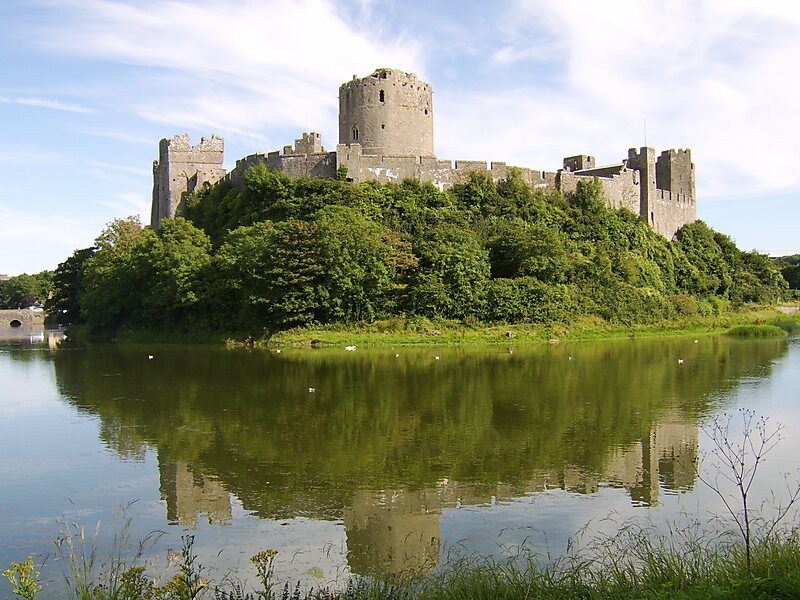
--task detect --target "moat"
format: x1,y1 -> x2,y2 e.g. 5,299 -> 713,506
2,326 -> 799,591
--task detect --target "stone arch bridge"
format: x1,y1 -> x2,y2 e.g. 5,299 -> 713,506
1,309 -> 45,327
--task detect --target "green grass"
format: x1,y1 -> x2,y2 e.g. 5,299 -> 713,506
63,305 -> 800,348
266,307 -> 799,348
724,324 -> 788,338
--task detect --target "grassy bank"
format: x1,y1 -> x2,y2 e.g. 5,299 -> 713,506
63,304 -> 800,348
264,305 -> 800,348
724,324 -> 789,338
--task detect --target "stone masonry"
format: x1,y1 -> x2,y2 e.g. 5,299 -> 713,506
152,68 -> 697,238
151,134 -> 225,229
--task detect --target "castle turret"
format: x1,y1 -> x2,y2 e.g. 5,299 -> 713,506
338,68 -> 434,158
627,147 -> 696,239
656,149 -> 695,199
627,147 -> 657,225
151,134 -> 226,229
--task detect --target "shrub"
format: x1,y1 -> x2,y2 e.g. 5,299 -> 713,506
669,294 -> 698,316
724,324 -> 787,338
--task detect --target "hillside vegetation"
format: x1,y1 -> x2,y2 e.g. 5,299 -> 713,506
48,167 -> 789,338
774,254 -> 800,290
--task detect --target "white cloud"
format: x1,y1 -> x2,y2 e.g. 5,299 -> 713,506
0,95 -> 94,113
30,0 -> 425,140
100,191 -> 150,217
67,125 -> 153,145
84,160 -> 150,178
436,0 -> 800,201
0,145 -> 68,166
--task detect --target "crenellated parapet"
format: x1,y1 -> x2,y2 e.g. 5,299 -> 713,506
151,134 -> 225,229
622,146 -> 696,238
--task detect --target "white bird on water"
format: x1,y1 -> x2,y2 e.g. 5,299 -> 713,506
308,387 -> 316,393
148,355 -> 154,360
345,345 -> 356,351
678,359 -> 685,364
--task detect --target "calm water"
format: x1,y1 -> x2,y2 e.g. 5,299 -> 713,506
1,325 -> 799,592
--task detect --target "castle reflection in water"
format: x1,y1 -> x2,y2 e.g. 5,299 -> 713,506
159,409 -> 697,581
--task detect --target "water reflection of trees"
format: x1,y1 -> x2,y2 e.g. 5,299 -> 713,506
51,338 -> 786,580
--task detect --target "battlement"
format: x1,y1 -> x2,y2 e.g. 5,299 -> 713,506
151,134 -> 226,229
659,148 -> 691,159
281,131 -> 325,156
341,68 -> 432,93
160,133 -> 224,155
656,148 -> 694,197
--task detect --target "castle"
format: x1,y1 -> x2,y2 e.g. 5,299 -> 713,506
152,67 -> 696,238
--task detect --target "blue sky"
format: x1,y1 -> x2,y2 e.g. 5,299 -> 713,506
1,0 -> 799,276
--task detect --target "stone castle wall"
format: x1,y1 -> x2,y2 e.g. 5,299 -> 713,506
560,168 -> 642,214
649,189 -> 696,240
151,68 -> 697,240
339,68 -> 434,158
656,149 -> 694,198
151,134 -> 225,229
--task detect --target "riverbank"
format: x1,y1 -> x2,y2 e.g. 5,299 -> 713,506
263,305 -> 800,348
86,304 -> 800,347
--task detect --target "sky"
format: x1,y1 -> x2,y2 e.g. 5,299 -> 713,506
1,0 -> 799,276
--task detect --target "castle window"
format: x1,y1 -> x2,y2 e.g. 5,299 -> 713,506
424,109 -> 428,115
381,124 -> 385,129
352,126 -> 359,141
379,90 -> 385,102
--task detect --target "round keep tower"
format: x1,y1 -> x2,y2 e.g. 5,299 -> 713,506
338,68 -> 434,157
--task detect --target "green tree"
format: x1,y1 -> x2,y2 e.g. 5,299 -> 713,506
450,170 -> 504,218
45,247 -> 95,325
313,205 -> 394,322
134,218 -> 213,327
80,216 -> 146,332
261,219 -> 324,331
0,272 -> 53,309
213,221 -> 279,333
733,251 -> 788,304
408,225 -> 490,319
215,213 -> 395,334
674,220 -> 733,298
780,264 -> 800,290
488,219 -> 570,283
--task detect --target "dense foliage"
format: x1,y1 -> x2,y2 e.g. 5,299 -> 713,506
51,167 -> 789,336
0,271 -> 52,309
774,254 -> 800,290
